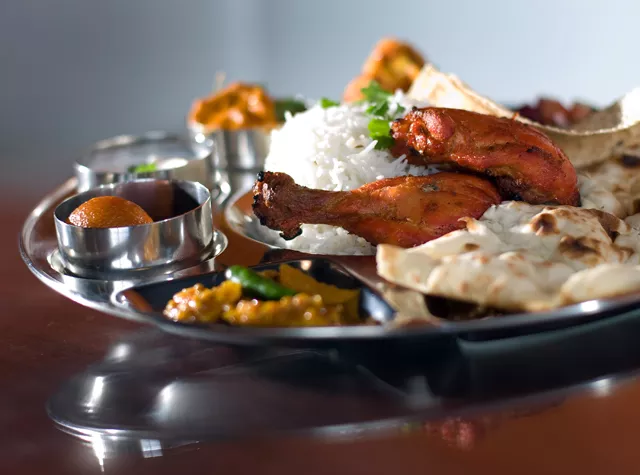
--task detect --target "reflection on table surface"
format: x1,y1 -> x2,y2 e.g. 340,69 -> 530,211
46,327 -> 572,454
45,299 -> 640,463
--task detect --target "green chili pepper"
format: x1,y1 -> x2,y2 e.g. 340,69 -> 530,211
225,265 -> 297,300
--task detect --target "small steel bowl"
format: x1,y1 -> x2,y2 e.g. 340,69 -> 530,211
74,131 -> 213,192
188,122 -> 270,171
54,179 -> 214,279
188,123 -> 271,194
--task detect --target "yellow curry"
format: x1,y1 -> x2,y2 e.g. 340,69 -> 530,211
163,264 -> 361,327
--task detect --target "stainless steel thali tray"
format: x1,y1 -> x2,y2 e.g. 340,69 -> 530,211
19,175 -> 640,347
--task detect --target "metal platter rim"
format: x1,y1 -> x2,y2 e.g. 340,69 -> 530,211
18,178 -> 222,327
19,179 -> 640,346
18,180 -> 164,325
142,290 -> 640,344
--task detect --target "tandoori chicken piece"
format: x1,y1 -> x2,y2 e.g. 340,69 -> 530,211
253,171 -> 501,248
343,38 -> 426,102
390,108 -> 580,206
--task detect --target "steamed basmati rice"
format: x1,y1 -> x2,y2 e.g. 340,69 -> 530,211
259,91 -> 431,255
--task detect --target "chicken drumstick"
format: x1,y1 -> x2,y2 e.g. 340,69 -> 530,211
390,107 -> 580,206
253,171 -> 501,248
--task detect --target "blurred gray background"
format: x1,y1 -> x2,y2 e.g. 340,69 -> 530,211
2,0 -> 639,198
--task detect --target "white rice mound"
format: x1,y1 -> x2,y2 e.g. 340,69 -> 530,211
260,91 -> 431,255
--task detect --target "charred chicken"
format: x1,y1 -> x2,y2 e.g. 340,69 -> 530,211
390,107 -> 580,206
253,171 -> 501,248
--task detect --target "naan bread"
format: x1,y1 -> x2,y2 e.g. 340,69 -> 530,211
377,202 -> 640,312
580,154 -> 640,219
408,64 -> 640,169
381,287 -> 441,327
578,172 -> 626,218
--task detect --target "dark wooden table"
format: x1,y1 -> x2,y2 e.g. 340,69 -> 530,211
6,199 -> 640,475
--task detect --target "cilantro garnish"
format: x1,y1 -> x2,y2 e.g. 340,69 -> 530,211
275,98 -> 307,121
361,80 -> 402,150
320,97 -> 340,109
368,118 -> 391,136
373,136 -> 395,150
366,101 -> 389,117
360,81 -> 392,103
128,163 -> 157,174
